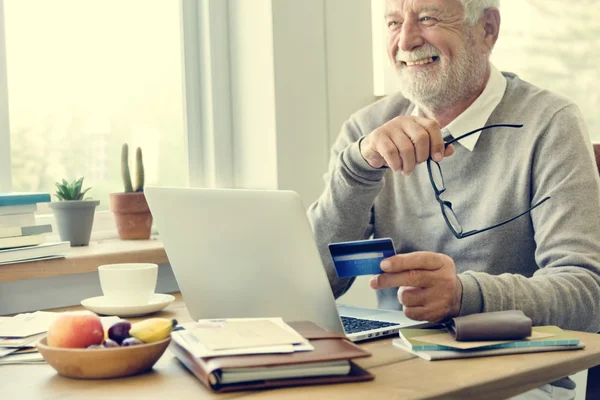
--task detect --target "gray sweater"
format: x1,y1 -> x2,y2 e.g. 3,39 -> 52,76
307,71 -> 600,334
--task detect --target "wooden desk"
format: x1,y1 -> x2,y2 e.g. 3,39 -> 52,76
4,294 -> 600,400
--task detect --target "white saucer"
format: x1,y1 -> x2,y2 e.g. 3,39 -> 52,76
80,293 -> 176,317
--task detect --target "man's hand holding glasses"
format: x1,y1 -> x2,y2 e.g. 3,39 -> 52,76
359,115 -> 456,175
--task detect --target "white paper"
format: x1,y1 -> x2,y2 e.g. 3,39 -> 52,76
0,352 -> 45,365
0,311 -> 60,337
0,332 -> 45,348
190,318 -> 306,351
0,347 -> 19,357
0,312 -> 119,341
174,318 -> 313,358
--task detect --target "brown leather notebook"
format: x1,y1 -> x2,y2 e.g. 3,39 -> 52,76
169,320 -> 374,393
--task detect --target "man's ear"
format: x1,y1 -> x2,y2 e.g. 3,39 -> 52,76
481,8 -> 500,51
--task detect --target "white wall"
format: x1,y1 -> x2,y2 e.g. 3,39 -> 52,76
325,0 -> 377,148
227,0 -> 378,308
229,0 -> 279,191
270,0 -> 330,208
229,0 -> 377,210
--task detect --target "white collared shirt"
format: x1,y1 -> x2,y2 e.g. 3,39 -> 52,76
411,63 -> 507,151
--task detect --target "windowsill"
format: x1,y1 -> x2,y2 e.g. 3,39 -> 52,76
0,237 -> 168,283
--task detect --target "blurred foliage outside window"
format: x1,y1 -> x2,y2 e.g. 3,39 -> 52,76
491,0 -> 600,142
4,0 -> 189,211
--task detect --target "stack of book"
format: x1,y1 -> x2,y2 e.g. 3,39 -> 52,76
0,192 -> 70,265
393,325 -> 584,361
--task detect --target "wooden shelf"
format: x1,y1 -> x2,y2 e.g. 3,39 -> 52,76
0,237 -> 168,283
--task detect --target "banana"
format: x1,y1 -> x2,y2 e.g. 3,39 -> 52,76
129,318 -> 178,343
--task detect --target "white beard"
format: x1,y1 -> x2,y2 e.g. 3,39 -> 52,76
394,30 -> 488,114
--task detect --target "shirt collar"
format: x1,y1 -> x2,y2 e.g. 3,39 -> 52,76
410,63 -> 507,152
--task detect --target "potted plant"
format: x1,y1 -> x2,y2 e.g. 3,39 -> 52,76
49,177 -> 100,246
109,143 -> 152,240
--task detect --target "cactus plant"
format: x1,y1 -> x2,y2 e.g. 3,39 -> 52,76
135,146 -> 144,192
121,143 -> 145,192
54,177 -> 92,201
121,143 -> 134,192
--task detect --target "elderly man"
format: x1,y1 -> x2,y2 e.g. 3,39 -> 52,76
308,0 -> 600,399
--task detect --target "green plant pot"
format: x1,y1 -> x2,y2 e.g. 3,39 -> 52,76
49,200 -> 100,246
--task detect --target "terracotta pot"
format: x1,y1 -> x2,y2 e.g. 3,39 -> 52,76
109,192 -> 152,240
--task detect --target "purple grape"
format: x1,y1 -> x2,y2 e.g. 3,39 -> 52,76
108,321 -> 131,344
103,338 -> 119,348
121,337 -> 143,347
87,344 -> 104,349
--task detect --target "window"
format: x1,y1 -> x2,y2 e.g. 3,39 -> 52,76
370,0 -> 600,141
2,0 -> 189,212
490,1 -> 599,142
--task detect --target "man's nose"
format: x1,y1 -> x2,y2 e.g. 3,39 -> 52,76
398,20 -> 424,52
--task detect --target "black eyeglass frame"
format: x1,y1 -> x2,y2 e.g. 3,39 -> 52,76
426,124 -> 551,239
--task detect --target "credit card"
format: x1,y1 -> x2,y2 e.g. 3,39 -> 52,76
328,238 -> 396,278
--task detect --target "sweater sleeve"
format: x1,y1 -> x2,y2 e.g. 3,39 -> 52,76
459,104 -> 600,333
306,118 -> 388,298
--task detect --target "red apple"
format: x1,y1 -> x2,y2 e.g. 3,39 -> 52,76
47,310 -> 104,348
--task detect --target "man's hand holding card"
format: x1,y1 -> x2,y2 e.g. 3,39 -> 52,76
328,239 -> 462,323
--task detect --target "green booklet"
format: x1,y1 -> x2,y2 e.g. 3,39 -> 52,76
398,326 -> 580,352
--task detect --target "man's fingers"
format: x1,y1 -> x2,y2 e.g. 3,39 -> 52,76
403,305 -> 446,323
414,116 -> 443,162
398,287 -> 428,307
364,116 -> 450,174
444,144 -> 455,157
402,305 -> 430,322
387,133 -> 415,175
380,251 -> 447,273
370,269 -> 436,289
373,133 -> 402,171
401,120 -> 430,165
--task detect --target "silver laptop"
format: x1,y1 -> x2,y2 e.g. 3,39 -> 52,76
145,186 -> 428,342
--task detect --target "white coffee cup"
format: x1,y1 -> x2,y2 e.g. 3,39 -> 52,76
98,263 -> 158,306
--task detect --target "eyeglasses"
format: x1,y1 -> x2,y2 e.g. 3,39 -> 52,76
427,124 -> 551,239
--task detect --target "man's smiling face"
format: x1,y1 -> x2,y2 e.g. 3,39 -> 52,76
385,0 -> 489,112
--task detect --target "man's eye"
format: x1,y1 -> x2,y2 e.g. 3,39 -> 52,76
387,20 -> 402,29
420,16 -> 437,24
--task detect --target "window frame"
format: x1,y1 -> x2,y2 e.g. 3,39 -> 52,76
0,0 -> 234,239
182,0 -> 234,189
0,1 -> 11,193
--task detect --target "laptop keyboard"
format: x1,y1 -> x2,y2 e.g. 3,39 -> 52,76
341,316 -> 398,334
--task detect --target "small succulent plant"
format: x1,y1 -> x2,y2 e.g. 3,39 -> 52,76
54,177 -> 92,201
121,143 -> 144,192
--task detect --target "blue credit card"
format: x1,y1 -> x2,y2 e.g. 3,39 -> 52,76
328,238 -> 396,278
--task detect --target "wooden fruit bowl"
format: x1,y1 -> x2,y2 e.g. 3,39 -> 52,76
36,336 -> 170,379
